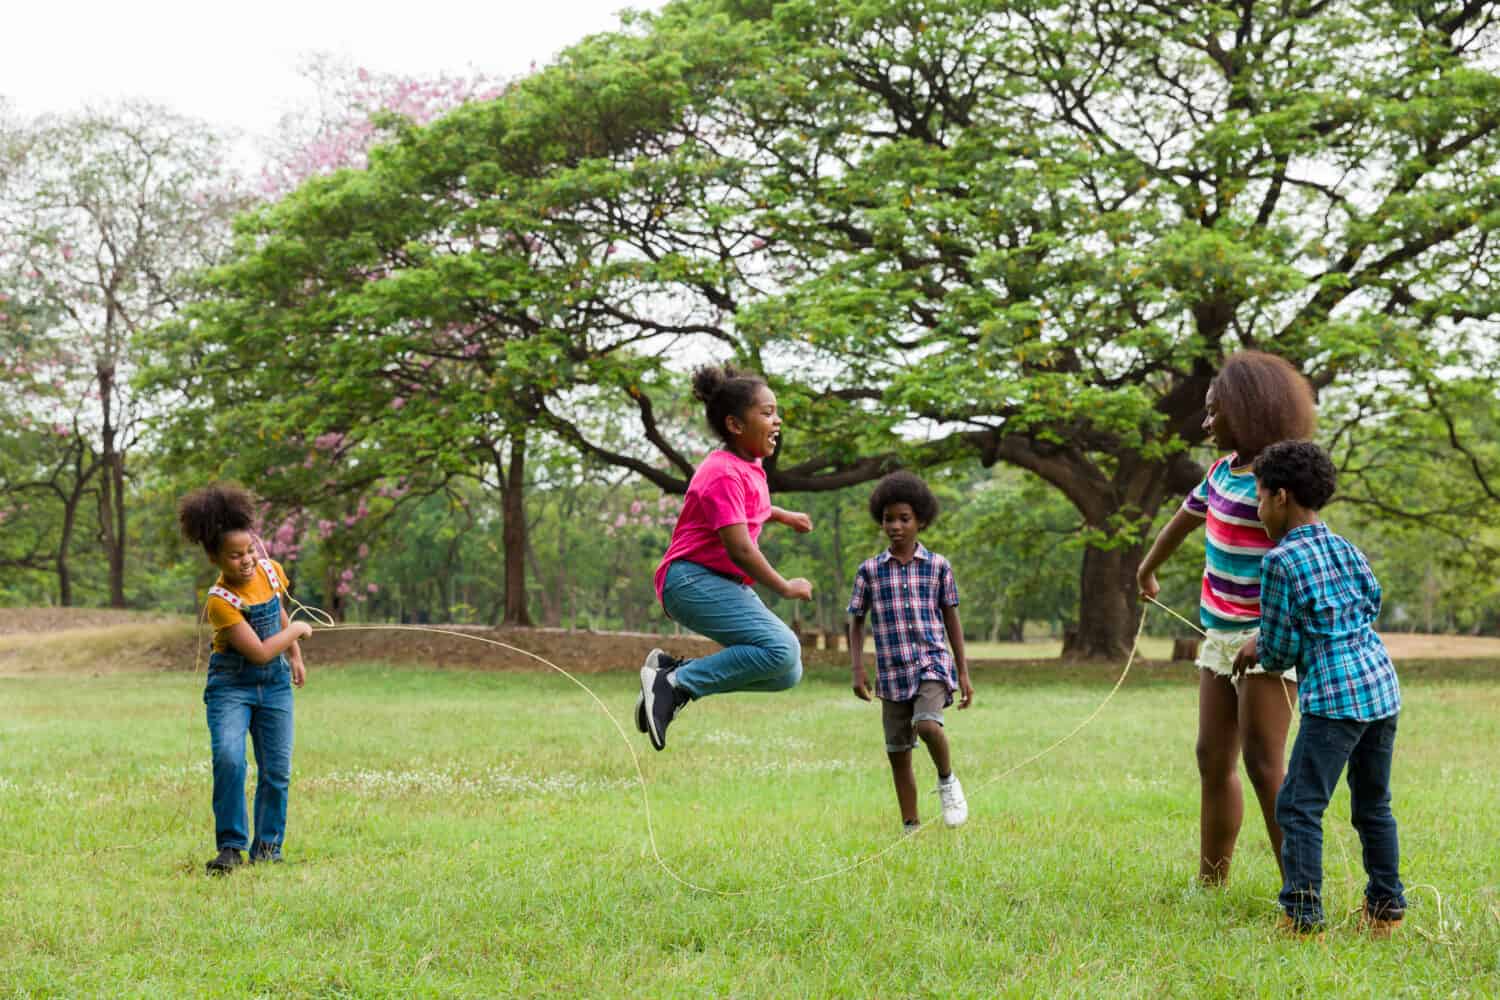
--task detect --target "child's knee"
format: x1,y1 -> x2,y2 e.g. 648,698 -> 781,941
1196,738 -> 1235,778
914,719 -> 944,743
761,628 -> 802,688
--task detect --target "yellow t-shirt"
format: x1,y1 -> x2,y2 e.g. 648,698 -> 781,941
207,560 -> 290,652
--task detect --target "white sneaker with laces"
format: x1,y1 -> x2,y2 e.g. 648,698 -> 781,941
937,776 -> 968,827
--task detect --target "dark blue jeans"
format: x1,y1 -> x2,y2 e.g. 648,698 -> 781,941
1276,713 -> 1405,926
205,656 -> 294,855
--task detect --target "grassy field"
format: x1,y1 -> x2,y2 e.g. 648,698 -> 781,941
3,656 -> 1499,997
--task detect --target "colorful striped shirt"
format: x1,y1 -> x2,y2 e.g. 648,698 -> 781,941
846,544 -> 960,704
1181,454 -> 1272,631
1258,523 -> 1401,721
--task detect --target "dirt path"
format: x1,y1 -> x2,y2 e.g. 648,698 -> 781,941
1,608 -> 1496,676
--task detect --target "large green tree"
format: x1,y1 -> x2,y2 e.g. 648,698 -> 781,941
523,0 -> 1500,656
147,1 -> 1500,652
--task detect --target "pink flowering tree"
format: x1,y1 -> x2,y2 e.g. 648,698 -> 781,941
0,102 -> 245,605
258,55 -> 507,198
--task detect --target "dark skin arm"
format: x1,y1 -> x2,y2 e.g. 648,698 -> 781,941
717,522 -> 812,600
224,617 -> 312,669
850,615 -> 872,700
942,605 -> 973,708
1136,507 -> 1204,599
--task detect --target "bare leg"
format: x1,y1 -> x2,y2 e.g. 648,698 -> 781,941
1238,672 -> 1297,879
1198,669 -> 1243,885
915,720 -> 952,778
888,750 -> 919,825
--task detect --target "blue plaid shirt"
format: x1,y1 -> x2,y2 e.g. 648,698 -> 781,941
847,544 -> 960,703
1258,523 -> 1400,721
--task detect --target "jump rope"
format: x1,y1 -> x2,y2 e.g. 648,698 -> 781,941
0,557 -> 1459,939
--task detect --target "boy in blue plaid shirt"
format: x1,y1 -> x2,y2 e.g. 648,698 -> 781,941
848,471 -> 973,832
1232,441 -> 1405,937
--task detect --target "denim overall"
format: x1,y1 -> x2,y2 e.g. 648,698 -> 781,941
204,559 -> 294,859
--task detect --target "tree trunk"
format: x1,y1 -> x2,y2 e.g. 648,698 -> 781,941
96,359 -> 128,607
1062,542 -> 1144,660
500,431 -> 532,627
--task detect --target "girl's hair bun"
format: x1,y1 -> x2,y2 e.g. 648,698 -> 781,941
691,364 -> 728,404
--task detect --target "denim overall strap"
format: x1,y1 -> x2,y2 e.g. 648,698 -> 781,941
207,560 -> 287,673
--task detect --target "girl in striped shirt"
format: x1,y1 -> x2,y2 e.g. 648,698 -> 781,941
1136,351 -> 1316,887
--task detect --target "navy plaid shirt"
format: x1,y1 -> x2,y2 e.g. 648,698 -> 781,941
1259,523 -> 1401,721
847,543 -> 959,703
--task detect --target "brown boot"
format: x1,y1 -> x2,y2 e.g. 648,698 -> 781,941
1359,900 -> 1403,939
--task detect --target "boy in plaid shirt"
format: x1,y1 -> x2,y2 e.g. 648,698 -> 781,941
1233,441 -> 1405,936
848,471 -> 973,831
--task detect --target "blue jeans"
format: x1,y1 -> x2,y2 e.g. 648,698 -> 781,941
662,560 -> 802,698
1276,713 -> 1405,926
204,655 -> 295,855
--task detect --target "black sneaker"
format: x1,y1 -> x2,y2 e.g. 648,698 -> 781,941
636,649 -> 678,733
206,847 -> 244,875
641,662 -> 690,751
249,842 -> 283,865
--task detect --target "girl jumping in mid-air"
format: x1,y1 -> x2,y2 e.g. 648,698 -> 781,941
1136,350 -> 1315,887
179,483 -> 311,875
637,364 -> 814,751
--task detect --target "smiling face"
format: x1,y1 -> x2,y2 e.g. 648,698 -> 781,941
881,502 -> 921,549
725,385 -> 781,459
1202,383 -> 1239,454
213,530 -> 259,586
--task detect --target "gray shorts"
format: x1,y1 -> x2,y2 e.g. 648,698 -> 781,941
881,680 -> 949,752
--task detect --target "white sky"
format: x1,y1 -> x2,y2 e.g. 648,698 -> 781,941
2,0 -> 668,157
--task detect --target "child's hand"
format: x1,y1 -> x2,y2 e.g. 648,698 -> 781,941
851,668 -> 872,701
290,621 -> 314,641
1231,637 -> 1257,679
291,658 -> 307,688
781,578 -> 813,601
781,510 -> 813,534
957,674 -> 973,709
1136,568 -> 1160,600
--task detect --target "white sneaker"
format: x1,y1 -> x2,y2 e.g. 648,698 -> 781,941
937,776 -> 968,827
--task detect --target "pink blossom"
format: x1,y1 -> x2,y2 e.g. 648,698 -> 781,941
389,397 -> 406,410
614,514 -> 628,528
337,582 -> 352,596
60,245 -> 74,262
318,519 -> 336,539
751,238 -> 768,250
0,292 -> 8,302
314,431 -> 345,451
341,568 -> 355,582
358,543 -> 370,558
630,501 -> 643,515
367,583 -> 379,594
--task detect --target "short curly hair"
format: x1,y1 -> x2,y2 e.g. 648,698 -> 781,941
1253,441 -> 1336,510
868,470 -> 939,526
178,483 -> 257,558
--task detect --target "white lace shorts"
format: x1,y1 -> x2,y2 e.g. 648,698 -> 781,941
1196,627 -> 1299,684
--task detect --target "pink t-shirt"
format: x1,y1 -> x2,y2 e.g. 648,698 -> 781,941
653,449 -> 772,603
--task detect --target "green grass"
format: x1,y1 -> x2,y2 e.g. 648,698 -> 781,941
3,660 -> 1498,997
